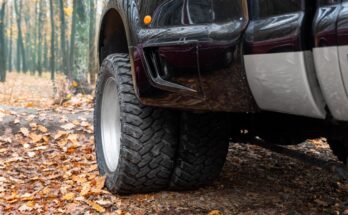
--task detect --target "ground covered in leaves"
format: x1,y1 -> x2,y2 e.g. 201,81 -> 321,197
1,73 -> 348,214
0,72 -> 55,108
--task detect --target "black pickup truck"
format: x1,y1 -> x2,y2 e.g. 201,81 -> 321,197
93,0 -> 348,194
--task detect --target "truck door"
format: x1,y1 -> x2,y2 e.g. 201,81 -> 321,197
313,0 -> 348,121
244,0 -> 327,119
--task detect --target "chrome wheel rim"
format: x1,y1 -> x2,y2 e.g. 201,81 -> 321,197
101,77 -> 121,172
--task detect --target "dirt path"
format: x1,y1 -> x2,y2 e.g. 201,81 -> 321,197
0,73 -> 55,108
1,105 -> 348,214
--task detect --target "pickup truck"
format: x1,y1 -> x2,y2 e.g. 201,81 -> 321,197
93,0 -> 348,194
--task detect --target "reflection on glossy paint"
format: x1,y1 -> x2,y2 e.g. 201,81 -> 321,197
131,0 -> 257,112
249,0 -> 304,19
245,13 -> 304,54
245,0 -> 316,54
150,0 -> 244,27
151,0 -> 185,27
100,0 -> 348,116
313,2 -> 341,47
338,2 -> 348,45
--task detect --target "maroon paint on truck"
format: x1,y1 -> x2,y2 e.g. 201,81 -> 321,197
245,36 -> 302,54
99,0 -> 323,112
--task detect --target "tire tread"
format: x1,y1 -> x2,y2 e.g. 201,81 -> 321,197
170,112 -> 229,189
94,54 -> 178,194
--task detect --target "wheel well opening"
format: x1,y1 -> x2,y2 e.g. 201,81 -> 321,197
99,9 -> 129,64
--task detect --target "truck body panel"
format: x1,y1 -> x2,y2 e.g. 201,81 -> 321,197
244,0 -> 326,118
244,51 -> 326,119
313,0 -> 348,121
99,0 -> 348,121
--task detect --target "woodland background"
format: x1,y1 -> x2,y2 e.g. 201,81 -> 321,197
0,0 -> 348,214
0,0 -> 106,86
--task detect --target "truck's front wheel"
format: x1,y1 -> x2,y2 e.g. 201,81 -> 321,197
94,54 -> 179,194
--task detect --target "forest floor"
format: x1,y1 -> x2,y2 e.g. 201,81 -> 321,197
1,72 -> 348,214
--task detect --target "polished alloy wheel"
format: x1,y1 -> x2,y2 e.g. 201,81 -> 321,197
101,77 -> 121,172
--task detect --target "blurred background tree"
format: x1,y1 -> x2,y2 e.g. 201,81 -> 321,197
0,0 -> 7,82
0,0 -> 107,86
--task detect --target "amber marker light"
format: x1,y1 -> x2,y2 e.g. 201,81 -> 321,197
144,15 -> 152,25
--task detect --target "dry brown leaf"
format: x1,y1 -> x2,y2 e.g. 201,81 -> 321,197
72,175 -> 87,184
81,121 -> 90,127
62,192 -> 75,201
25,102 -> 34,108
4,157 -> 24,164
54,130 -> 68,140
115,209 -> 131,215
68,134 -> 79,145
86,200 -> 106,213
26,201 -> 35,208
38,125 -> 48,133
72,120 -> 80,126
94,176 -> 106,190
0,136 -> 12,143
208,210 -> 221,215
5,192 -> 18,201
65,203 -> 79,213
67,147 -> 77,154
0,177 -> 7,183
61,123 -> 76,130
95,199 -> 113,207
14,118 -> 20,124
58,139 -> 69,148
80,183 -> 91,196
32,146 -> 48,151
41,187 -> 51,195
26,115 -> 36,121
43,135 -> 49,143
27,151 -> 36,158
29,133 -> 43,143
20,193 -> 34,201
20,127 -> 30,137
18,204 -> 33,212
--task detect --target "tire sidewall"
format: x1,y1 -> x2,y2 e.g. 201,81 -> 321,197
94,59 -> 124,190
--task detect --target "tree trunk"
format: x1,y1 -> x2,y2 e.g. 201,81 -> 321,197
8,2 -> 12,73
88,0 -> 97,84
68,0 -> 78,80
58,0 -> 68,78
16,30 -> 20,71
49,0 -> 55,81
43,36 -> 48,73
14,0 -> 27,73
32,3 -> 39,74
37,0 -> 43,76
24,8 -> 33,73
0,1 -> 7,82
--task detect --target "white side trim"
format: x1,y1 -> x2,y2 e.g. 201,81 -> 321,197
244,51 -> 326,119
338,46 -> 348,95
314,46 -> 348,121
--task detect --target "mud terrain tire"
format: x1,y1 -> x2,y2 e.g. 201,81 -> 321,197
170,112 -> 230,190
94,54 -> 178,194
